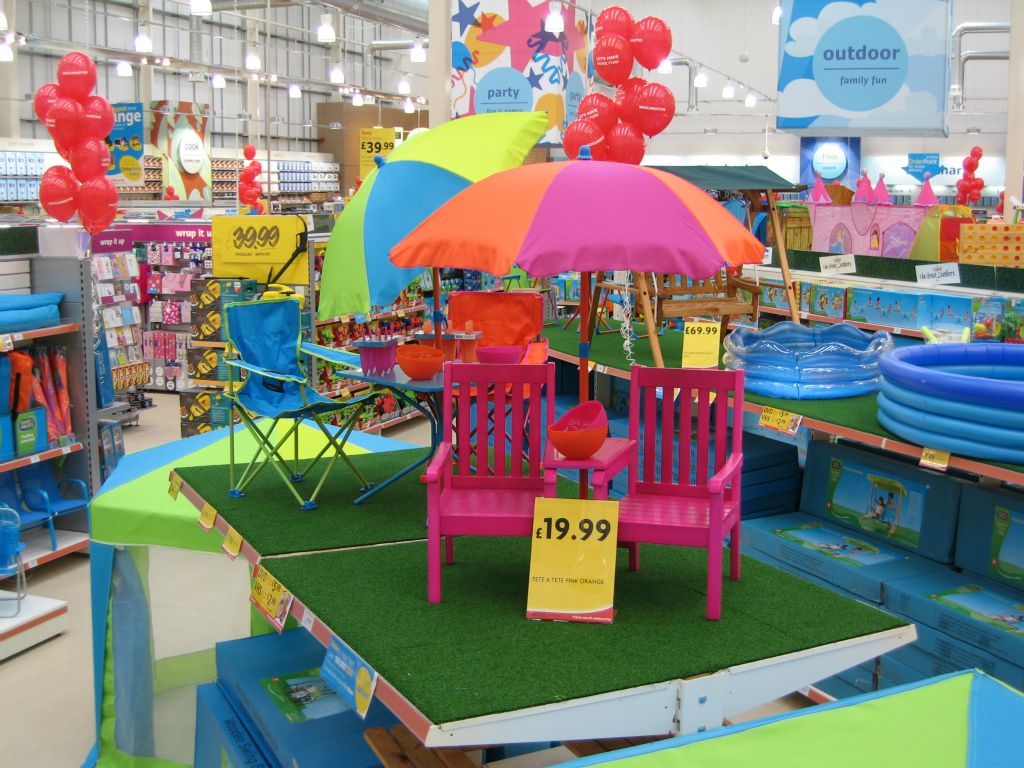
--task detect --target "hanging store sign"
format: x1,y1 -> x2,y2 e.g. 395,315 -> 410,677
107,102 -> 145,184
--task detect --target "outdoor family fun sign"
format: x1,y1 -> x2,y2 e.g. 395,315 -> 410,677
776,0 -> 951,136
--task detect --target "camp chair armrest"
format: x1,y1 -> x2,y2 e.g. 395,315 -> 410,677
225,359 -> 306,384
22,487 -> 54,516
299,342 -> 360,369
425,442 -> 453,485
60,478 -> 90,502
709,454 -> 743,495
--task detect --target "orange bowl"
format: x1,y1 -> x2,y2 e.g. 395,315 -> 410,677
547,400 -> 609,460
397,344 -> 444,380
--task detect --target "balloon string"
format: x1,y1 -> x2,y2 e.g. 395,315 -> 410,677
619,277 -> 636,369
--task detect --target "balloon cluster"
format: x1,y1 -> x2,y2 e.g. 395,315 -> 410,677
563,6 -> 674,165
956,146 -> 985,206
163,186 -> 180,202
238,144 -> 264,215
997,191 -> 1005,217
35,52 -> 118,234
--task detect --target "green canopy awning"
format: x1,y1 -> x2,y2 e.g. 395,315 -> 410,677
650,165 -> 804,193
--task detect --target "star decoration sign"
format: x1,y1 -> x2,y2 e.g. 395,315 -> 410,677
451,0 -> 480,36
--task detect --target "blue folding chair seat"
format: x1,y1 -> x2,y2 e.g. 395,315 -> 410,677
0,471 -> 56,551
225,298 -> 376,510
0,506 -> 27,616
18,462 -> 90,520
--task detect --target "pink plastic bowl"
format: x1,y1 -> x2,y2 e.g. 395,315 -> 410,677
476,345 -> 523,364
547,400 -> 609,460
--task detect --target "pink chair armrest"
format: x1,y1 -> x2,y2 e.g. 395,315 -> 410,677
592,439 -> 637,494
709,453 -> 743,495
425,442 -> 454,485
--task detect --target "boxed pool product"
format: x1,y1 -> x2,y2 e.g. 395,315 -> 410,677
971,296 -> 1007,342
194,682 -> 275,768
954,484 -> 1024,592
808,283 -> 847,319
801,442 -> 961,563
759,279 -> 797,311
14,407 -> 48,456
216,629 -> 399,768
845,287 -> 924,331
927,292 -> 973,335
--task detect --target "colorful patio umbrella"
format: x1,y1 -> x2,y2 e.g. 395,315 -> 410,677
317,112 -> 549,334
390,159 -> 765,398
559,670 -> 1023,768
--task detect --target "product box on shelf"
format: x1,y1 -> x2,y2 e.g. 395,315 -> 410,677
216,630 -> 399,768
926,292 -> 973,335
180,388 -> 236,426
955,484 -> 1024,592
190,278 -> 259,313
759,279 -> 797,312
1006,299 -> 1024,344
845,287 -> 924,330
13,407 -> 47,457
808,282 -> 847,319
971,296 -> 1007,342
180,420 -> 216,439
191,308 -> 225,342
187,347 -> 230,382
194,682 -> 275,768
0,414 -> 13,462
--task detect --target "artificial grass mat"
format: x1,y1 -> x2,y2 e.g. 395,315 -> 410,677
174,450 -> 431,556
265,536 -> 907,724
544,321 -> 682,370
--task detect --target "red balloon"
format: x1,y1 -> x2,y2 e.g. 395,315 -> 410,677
576,93 -> 618,134
970,146 -> 984,159
82,96 -> 115,140
251,201 -> 264,215
83,208 -> 115,235
56,52 -> 97,101
972,177 -> 985,192
606,122 -> 646,164
33,84 -> 62,124
962,156 -> 978,173
630,17 -> 673,70
240,166 -> 257,183
45,97 -> 85,149
39,167 -> 80,222
251,182 -> 264,198
243,144 -> 257,161
562,119 -> 608,160
78,176 -> 118,225
955,178 -> 968,193
633,82 -> 676,136
615,77 -> 647,124
595,6 -> 634,40
70,137 -> 111,182
248,160 -> 263,177
593,34 -> 634,86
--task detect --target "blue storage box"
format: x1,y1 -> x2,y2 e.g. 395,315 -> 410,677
808,283 -> 847,319
14,406 -> 47,456
194,682 -> 276,768
956,484 -> 1024,592
927,292 -> 973,335
744,545 -> 864,601
895,620 -> 1024,691
846,287 -> 925,330
743,512 -> 938,603
216,629 -> 399,768
801,442 -> 961,563
884,569 -> 1024,669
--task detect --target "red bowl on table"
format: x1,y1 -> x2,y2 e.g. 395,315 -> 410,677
397,344 -> 444,380
547,400 -> 609,460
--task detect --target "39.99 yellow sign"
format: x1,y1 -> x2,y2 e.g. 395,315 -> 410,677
358,127 -> 397,179
526,498 -> 619,624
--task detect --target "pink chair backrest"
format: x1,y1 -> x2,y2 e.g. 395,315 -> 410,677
443,362 -> 555,488
628,366 -> 745,494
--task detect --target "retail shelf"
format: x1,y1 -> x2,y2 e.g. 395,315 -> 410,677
0,591 -> 69,661
318,381 -> 371,400
758,306 -> 926,339
171,471 -> 262,568
0,322 -> 80,351
361,409 -> 423,433
0,527 -> 90,577
316,304 -> 428,327
190,340 -> 228,349
0,442 -> 83,474
189,379 -> 230,388
96,401 -> 132,419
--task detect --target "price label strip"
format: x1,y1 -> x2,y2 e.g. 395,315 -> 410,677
920,447 -> 951,472
250,564 -> 294,632
221,526 -> 243,560
526,498 -> 620,624
197,502 -> 217,531
759,406 -> 803,436
681,321 -> 722,369
321,635 -> 378,718
168,474 -> 183,500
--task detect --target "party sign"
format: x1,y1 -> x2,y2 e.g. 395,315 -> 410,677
777,0 -> 951,136
108,103 -> 144,184
151,101 -> 212,202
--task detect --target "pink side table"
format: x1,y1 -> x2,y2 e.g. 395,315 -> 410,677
542,438 -> 636,500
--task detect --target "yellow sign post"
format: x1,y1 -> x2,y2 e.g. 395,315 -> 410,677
358,127 -> 397,179
681,321 -> 722,368
211,215 -> 310,285
526,498 -> 620,624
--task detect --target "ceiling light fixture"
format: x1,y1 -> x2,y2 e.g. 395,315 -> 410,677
544,2 -> 564,34
245,45 -> 260,71
363,94 -> 375,105
211,73 -> 226,88
115,60 -> 132,77
404,97 -> 415,114
771,3 -> 782,25
0,43 -> 12,63
288,84 -> 301,99
694,69 -> 708,88
134,24 -> 153,53
316,14 -> 336,44
0,10 -> 8,33
351,92 -> 363,106
722,81 -> 735,99
329,63 -> 344,84
410,37 -> 426,63
161,56 -> 170,66
398,76 -> 410,95
191,0 -> 212,17
657,58 -> 672,74
744,91 -> 757,107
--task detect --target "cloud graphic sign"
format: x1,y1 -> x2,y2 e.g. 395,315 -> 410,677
777,0 -> 951,136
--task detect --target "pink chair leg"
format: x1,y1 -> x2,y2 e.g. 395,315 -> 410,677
628,543 -> 640,571
445,535 -> 455,565
428,529 -> 442,604
730,523 -> 741,581
706,544 -> 722,621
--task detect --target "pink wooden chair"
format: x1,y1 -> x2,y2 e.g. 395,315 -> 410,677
592,366 -> 745,620
425,361 -> 555,603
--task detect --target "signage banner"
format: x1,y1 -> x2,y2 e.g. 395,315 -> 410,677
358,127 -> 396,180
526,497 -> 619,623
450,0 -> 591,144
108,102 -> 145,185
90,223 -> 212,253
799,137 -> 860,187
321,636 -> 377,718
777,0 -> 951,136
211,215 -> 309,285
150,101 -> 212,202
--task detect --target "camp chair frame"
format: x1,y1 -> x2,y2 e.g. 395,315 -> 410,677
224,299 -> 374,510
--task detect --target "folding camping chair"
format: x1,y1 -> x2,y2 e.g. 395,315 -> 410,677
224,299 -> 375,510
0,506 -> 26,617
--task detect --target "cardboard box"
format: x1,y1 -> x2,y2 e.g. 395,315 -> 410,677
188,347 -> 230,382
180,388 -> 236,425
190,278 -> 258,312
14,407 -> 48,456
926,292 -> 973,335
759,279 -> 797,311
180,420 -> 218,439
194,682 -> 275,768
888,620 -> 1024,691
191,307 -> 225,342
971,296 -> 1007,342
0,414 -> 13,462
845,287 -> 925,330
808,283 -> 847,319
956,485 -> 1024,592
1005,299 -> 1024,344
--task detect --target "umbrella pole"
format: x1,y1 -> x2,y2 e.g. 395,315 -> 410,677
578,272 -> 592,500
432,267 -> 443,349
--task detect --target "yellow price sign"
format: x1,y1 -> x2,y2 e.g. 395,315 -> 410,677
759,406 -> 803,435
221,526 -> 243,559
251,564 -> 293,632
168,474 -> 183,500
526,498 -> 619,624
198,502 -> 217,531
358,127 -> 397,179
681,321 -> 722,368
920,448 -> 951,471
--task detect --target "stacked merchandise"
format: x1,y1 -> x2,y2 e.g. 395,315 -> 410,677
96,418 -> 125,481
195,629 -> 398,768
0,150 -> 47,203
90,238 -> 150,392
1,345 -> 76,459
179,388 -> 237,439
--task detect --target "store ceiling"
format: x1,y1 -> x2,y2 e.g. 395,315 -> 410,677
208,0 -> 429,34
